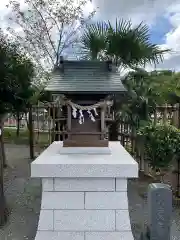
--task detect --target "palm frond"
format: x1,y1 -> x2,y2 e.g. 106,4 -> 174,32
79,18 -> 170,68
80,21 -> 108,59
106,18 -> 170,67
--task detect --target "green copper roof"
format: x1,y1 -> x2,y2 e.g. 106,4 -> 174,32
45,60 -> 126,93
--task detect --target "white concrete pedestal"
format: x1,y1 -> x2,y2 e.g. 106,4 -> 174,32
31,141 -> 138,240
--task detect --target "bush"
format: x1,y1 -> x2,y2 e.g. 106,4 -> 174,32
137,122 -> 180,169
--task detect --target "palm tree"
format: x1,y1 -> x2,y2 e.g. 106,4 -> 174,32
80,19 -> 168,65
121,69 -> 158,125
80,19 -> 170,140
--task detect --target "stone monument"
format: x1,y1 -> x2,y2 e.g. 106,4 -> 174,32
147,183 -> 172,240
31,59 -> 138,240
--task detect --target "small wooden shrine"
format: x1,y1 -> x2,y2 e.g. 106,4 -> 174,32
45,58 -> 126,147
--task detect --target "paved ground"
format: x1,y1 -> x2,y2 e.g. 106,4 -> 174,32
0,144 -> 180,240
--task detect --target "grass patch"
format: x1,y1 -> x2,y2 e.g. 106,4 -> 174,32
3,127 -> 49,146
4,127 -> 29,144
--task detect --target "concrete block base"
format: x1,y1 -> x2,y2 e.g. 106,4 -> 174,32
31,142 -> 138,240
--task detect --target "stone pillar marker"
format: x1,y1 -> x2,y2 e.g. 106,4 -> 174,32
147,183 -> 172,240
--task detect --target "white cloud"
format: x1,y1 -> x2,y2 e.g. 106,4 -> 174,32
0,1 -> 8,10
91,0 -> 180,71
0,1 -> 9,24
2,0 -> 180,72
158,4 -> 180,71
92,0 -> 177,25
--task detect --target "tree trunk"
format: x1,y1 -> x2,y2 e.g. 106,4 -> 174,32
142,101 -> 149,121
0,124 -> 8,226
1,132 -> 7,168
28,107 -> 34,160
108,100 -> 120,141
109,120 -> 119,141
16,113 -> 20,137
0,121 -> 7,168
109,102 -> 120,141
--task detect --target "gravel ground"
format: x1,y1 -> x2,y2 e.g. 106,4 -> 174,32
0,144 -> 180,240
128,178 -> 180,240
0,144 -> 41,240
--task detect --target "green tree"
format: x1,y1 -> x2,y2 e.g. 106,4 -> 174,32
0,31 -> 34,226
12,86 -> 35,137
121,69 -> 180,132
80,19 -> 169,140
7,0 -> 95,82
151,70 -> 180,104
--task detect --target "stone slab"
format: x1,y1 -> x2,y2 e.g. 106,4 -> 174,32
54,178 -> 115,191
41,192 -> 84,209
31,141 -> 138,178
85,192 -> 128,209
85,232 -> 134,240
54,210 -> 115,231
35,231 -> 84,240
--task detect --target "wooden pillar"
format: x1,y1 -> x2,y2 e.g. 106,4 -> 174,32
172,104 -> 179,127
67,105 -> 71,140
163,104 -> 167,124
154,107 -> 157,125
101,105 -> 105,140
28,105 -> 34,159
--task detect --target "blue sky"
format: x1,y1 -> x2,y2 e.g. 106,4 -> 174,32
149,15 -> 173,44
90,0 -> 180,71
